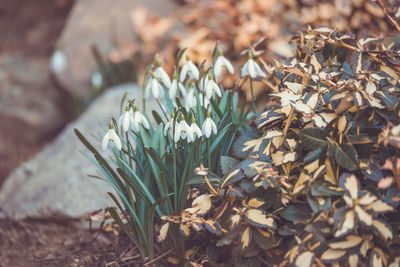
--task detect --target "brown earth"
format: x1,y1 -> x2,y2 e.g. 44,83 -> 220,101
0,1 -> 136,266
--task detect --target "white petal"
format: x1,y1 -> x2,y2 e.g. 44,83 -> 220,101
211,119 -> 217,134
180,64 -> 189,82
178,82 -> 186,98
212,80 -> 221,97
253,60 -> 263,76
189,61 -> 199,80
155,67 -> 171,87
169,80 -> 178,99
110,130 -> 122,150
202,119 -> 212,138
102,131 -> 110,151
123,112 -> 131,132
139,112 -> 150,129
248,60 -> 256,78
223,56 -> 234,74
145,79 -> 152,99
164,120 -> 172,136
214,57 -> 223,77
241,61 -> 249,77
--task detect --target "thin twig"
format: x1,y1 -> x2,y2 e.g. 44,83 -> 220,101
373,0 -> 400,32
143,249 -> 173,266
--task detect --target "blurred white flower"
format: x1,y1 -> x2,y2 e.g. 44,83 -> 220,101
180,56 -> 199,81
102,124 -> 121,151
50,49 -> 67,73
214,52 -> 234,77
145,75 -> 164,99
204,76 -> 222,99
169,79 -> 186,100
199,92 -> 210,108
118,106 -> 134,132
185,86 -> 197,111
154,61 -> 171,88
163,112 -> 175,136
174,115 -> 193,143
188,118 -> 202,142
202,113 -> 217,138
132,106 -> 150,131
91,71 -> 103,89
241,51 -> 263,78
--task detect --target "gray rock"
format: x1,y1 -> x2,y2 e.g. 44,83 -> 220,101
0,83 -> 153,220
55,0 -> 178,100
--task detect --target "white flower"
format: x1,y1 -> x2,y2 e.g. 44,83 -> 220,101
202,113 -> 217,138
185,87 -> 198,111
174,116 -> 193,142
131,107 -> 150,131
180,56 -> 199,81
204,77 -> 222,99
163,113 -> 175,136
199,92 -> 210,108
154,64 -> 171,88
214,54 -> 234,77
91,71 -> 103,89
169,79 -> 186,99
145,75 -> 164,99
241,59 -> 263,78
118,107 -> 135,132
102,125 -> 122,151
188,119 -> 202,142
50,50 -> 67,73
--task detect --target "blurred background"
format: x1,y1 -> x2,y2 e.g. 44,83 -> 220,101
0,0 -> 399,265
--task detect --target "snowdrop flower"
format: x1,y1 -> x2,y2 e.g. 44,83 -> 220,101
154,60 -> 171,88
118,106 -> 135,132
169,71 -> 186,99
188,117 -> 202,142
180,56 -> 199,81
174,115 -> 193,143
163,112 -> 175,136
50,49 -> 67,73
204,75 -> 222,99
145,74 -> 164,99
185,85 -> 198,111
91,71 -> 103,89
214,49 -> 234,78
102,123 -> 122,151
202,112 -> 217,138
241,50 -> 263,78
131,106 -> 150,131
199,92 -> 210,108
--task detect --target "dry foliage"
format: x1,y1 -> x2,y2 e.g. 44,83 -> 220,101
158,27 -> 400,266
107,0 -> 399,98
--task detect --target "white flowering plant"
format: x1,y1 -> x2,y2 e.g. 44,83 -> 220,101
75,44 -> 251,262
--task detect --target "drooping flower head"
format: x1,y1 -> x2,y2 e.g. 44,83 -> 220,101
241,48 -> 263,78
180,55 -> 200,82
102,123 -> 122,151
169,68 -> 186,100
202,111 -> 217,138
132,105 -> 150,131
145,73 -> 164,99
188,116 -> 202,143
174,114 -> 193,143
118,105 -> 135,133
154,59 -> 172,88
214,48 -> 234,78
164,111 -> 175,136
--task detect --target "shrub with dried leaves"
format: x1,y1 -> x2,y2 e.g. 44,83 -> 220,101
159,27 -> 400,266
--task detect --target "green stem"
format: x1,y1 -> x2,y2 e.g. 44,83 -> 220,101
207,138 -> 211,168
250,77 -> 256,113
126,132 -> 133,169
172,141 -> 177,210
156,98 -> 168,120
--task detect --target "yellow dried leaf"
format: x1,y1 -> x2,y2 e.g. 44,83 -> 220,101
241,227 -> 251,249
248,198 -> 265,208
185,194 -> 212,215
348,254 -> 359,267
329,235 -> 362,249
344,174 -> 359,200
338,115 -> 347,133
180,223 -> 191,237
321,249 -> 347,261
158,222 -> 169,242
372,219 -> 393,241
295,251 -> 314,267
304,160 -> 319,173
365,199 -> 394,213
335,210 -> 355,237
245,209 -> 275,228
355,205 -> 372,226
292,172 -> 310,195
230,214 -> 241,228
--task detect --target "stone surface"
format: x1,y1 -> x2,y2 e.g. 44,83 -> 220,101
0,83 -> 152,220
0,54 -> 69,180
55,0 -> 178,100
